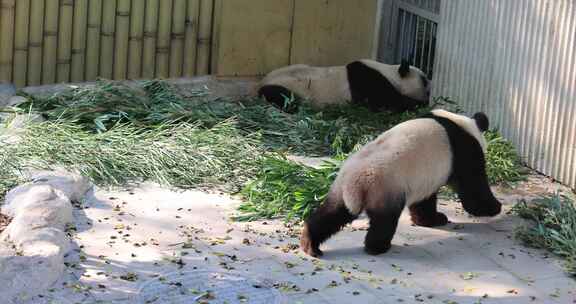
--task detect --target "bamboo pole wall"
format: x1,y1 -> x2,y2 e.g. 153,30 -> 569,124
0,0 -> 16,83
85,0 -> 102,81
0,0 -> 211,87
13,0 -> 30,87
0,0 -> 378,87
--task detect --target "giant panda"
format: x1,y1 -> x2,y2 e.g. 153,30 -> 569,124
300,109 -> 502,257
257,59 -> 430,113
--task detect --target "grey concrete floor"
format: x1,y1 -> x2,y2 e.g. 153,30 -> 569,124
24,174 -> 576,304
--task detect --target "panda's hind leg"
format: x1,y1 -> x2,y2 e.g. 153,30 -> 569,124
408,194 -> 449,227
258,85 -> 300,113
364,198 -> 405,255
300,197 -> 357,257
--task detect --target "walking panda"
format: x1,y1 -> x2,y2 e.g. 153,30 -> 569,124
300,109 -> 502,257
257,59 -> 430,113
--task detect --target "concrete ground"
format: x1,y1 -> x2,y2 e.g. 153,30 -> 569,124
22,174 -> 575,304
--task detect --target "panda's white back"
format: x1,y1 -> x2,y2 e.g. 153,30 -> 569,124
337,118 -> 453,214
259,65 -> 351,108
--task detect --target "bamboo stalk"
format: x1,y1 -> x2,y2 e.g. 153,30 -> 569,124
197,0 -> 214,75
155,0 -> 173,78
183,0 -> 200,77
27,0 -> 44,86
99,0 -> 117,79
169,0 -> 186,78
0,0 -> 16,82
142,0 -> 159,79
113,0 -> 130,80
71,0 -> 88,83
57,0 -> 74,83
128,0 -> 145,79
13,0 -> 30,87
85,0 -> 102,81
42,0 -> 59,84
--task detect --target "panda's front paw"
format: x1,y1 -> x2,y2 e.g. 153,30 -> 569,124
364,242 -> 392,255
411,212 -> 449,227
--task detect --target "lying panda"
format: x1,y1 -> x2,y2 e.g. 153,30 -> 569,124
300,109 -> 502,257
257,59 -> 430,113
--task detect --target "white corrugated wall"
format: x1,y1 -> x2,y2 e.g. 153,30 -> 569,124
433,0 -> 576,189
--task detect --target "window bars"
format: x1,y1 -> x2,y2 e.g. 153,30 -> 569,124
395,8 -> 437,78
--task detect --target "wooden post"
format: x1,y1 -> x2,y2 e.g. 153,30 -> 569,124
13,0 -> 30,87
57,0 -> 74,83
197,0 -> 213,75
183,0 -> 200,77
27,0 -> 44,86
155,0 -> 173,78
42,0 -> 59,84
0,0 -> 16,83
99,0 -> 117,79
142,0 -> 159,79
113,0 -> 130,80
128,0 -> 146,79
169,0 -> 186,78
71,0 -> 88,83
85,0 -> 102,81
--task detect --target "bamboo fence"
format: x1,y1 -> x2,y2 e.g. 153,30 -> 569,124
0,0 -> 213,86
0,0 -> 377,87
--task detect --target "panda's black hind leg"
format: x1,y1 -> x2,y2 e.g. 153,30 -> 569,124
258,85 -> 300,113
409,194 -> 449,227
301,197 -> 357,257
364,202 -> 404,255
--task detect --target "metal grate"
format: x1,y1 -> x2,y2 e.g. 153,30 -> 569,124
396,9 -> 438,77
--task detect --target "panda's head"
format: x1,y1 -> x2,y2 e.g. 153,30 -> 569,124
430,109 -> 489,152
359,59 -> 431,102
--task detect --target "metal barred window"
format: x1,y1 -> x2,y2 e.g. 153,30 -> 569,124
396,9 -> 437,77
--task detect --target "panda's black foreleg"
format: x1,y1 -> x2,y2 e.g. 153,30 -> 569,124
364,203 -> 404,255
300,200 -> 357,257
450,171 -> 502,217
408,194 -> 449,227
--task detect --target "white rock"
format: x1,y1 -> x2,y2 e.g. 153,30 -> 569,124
17,228 -> 70,258
0,170 -> 92,303
27,170 -> 92,202
2,184 -> 60,217
3,195 -> 73,241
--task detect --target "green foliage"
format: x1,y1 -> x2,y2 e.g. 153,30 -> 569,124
512,193 -> 576,276
4,119 -> 264,192
17,80 -> 210,132
17,80 -> 440,156
485,130 -> 527,185
236,155 -> 341,221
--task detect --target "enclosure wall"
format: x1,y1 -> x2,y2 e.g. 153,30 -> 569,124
0,0 -> 379,87
433,0 -> 576,189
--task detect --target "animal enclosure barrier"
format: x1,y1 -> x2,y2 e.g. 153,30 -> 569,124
433,0 -> 576,189
0,0 -> 214,87
0,0 -> 379,87
378,0 -> 439,77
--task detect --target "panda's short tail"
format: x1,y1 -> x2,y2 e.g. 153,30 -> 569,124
342,187 -> 365,216
258,85 -> 300,113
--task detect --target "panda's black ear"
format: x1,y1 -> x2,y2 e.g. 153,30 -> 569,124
473,112 -> 489,132
398,59 -> 410,78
